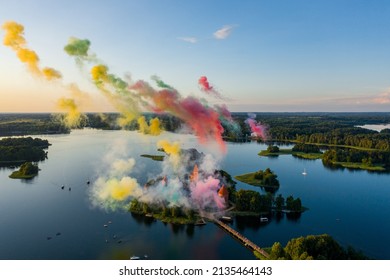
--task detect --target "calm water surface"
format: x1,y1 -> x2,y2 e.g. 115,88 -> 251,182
0,129 -> 389,259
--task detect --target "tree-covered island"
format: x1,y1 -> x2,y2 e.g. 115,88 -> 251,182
9,162 -> 39,179
0,137 -> 50,165
259,144 -> 323,160
234,168 -> 280,190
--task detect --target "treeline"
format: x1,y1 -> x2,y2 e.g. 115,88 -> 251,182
0,137 -> 49,162
322,148 -> 390,168
0,114 -> 69,136
224,113 -> 390,151
291,143 -> 321,153
129,199 -> 196,221
274,194 -> 302,212
2,113 -> 390,152
267,234 -> 367,260
233,190 -> 303,213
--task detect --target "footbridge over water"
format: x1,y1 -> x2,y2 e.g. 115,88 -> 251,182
200,211 -> 270,259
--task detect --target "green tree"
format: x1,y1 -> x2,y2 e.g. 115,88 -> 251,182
275,194 -> 285,211
269,242 -> 286,260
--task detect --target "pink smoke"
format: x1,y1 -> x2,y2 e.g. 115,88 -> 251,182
199,76 -> 213,91
190,176 -> 225,210
130,81 -> 227,152
198,76 -> 224,99
245,118 -> 267,139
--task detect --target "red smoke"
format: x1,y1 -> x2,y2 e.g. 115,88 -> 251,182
130,81 -> 227,152
198,76 -> 213,91
246,118 -> 267,139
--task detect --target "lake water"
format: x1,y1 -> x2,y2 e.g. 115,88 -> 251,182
1,129 -> 389,260
356,124 -> 390,132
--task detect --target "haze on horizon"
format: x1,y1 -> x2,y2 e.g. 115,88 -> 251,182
1,0 -> 390,113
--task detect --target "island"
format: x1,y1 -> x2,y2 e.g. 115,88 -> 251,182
234,168 -> 280,190
0,137 -> 50,165
9,162 -> 39,179
140,154 -> 165,161
256,234 -> 367,260
259,144 -> 323,160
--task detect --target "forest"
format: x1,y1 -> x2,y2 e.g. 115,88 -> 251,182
265,234 -> 367,260
1,113 -> 390,152
0,137 -> 50,163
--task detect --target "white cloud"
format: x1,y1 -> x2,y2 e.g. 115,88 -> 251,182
213,25 -> 235,40
178,37 -> 198,44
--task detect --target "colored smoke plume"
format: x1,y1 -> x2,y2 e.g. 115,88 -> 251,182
92,139 -> 228,212
245,114 -> 268,139
137,116 -> 162,136
191,176 -> 225,210
56,84 -> 89,128
157,139 -> 181,170
198,76 -> 213,91
1,21 -> 62,81
91,141 -> 142,211
198,76 -> 224,99
64,37 -> 94,62
151,75 -> 174,89
132,80 -> 228,152
1,21 -> 88,127
63,37 -> 233,151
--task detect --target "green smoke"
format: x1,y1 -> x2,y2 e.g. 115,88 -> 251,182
64,37 -> 91,57
151,75 -> 174,90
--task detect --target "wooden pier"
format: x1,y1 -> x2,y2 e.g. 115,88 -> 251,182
200,211 -> 269,259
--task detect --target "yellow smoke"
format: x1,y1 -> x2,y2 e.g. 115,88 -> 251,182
16,48 -> 40,74
157,139 -> 181,169
96,176 -> 141,203
109,177 -> 140,201
157,140 -> 180,156
149,117 -> 162,136
42,67 -> 62,80
137,116 -> 149,134
137,116 -> 162,136
56,84 -> 89,128
2,21 -> 25,48
91,64 -> 108,83
2,21 -> 62,81
57,98 -> 82,128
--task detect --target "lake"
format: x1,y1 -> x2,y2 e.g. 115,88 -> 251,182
1,129 -> 389,259
356,124 -> 390,132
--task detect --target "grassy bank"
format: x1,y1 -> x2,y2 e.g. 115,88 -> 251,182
332,161 -> 387,171
259,149 -> 322,159
234,172 -> 279,189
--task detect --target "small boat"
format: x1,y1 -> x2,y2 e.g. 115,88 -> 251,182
130,256 -> 140,260
220,216 -> 233,222
302,168 -> 307,176
260,217 -> 269,223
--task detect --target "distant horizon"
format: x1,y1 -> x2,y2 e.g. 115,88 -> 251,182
1,111 -> 390,115
1,0 -> 390,113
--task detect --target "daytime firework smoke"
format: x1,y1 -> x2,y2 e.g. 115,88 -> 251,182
198,76 -> 224,99
245,114 -> 268,139
1,21 -> 62,81
1,21 -> 88,127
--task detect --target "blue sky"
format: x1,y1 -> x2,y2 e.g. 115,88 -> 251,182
1,0 -> 390,112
